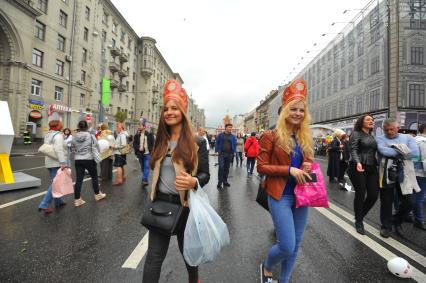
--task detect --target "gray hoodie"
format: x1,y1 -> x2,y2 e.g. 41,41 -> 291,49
72,131 -> 99,160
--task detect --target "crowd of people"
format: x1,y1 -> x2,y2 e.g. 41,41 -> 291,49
36,77 -> 426,283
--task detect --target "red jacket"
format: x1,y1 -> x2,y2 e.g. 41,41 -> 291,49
244,136 -> 259,158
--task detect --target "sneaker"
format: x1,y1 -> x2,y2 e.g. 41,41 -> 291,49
217,184 -> 223,190
355,221 -> 365,235
74,198 -> 86,207
95,192 -> 106,201
380,228 -> 391,238
260,262 -> 273,283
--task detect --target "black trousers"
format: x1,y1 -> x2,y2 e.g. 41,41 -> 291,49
142,208 -> 198,283
74,159 -> 99,199
380,183 -> 413,230
338,161 -> 348,182
100,157 -> 113,180
348,163 -> 379,222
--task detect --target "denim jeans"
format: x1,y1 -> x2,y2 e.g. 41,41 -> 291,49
39,167 -> 65,209
414,177 -> 426,224
138,154 -> 150,182
247,157 -> 256,174
265,194 -> 309,283
218,153 -> 232,185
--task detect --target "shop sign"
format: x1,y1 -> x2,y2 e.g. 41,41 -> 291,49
51,104 -> 72,113
28,99 -> 44,110
29,110 -> 42,119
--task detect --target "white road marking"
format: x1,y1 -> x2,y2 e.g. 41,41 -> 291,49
15,166 -> 46,172
0,170 -> 117,209
122,232 -> 149,269
316,207 -> 426,282
328,203 -> 426,267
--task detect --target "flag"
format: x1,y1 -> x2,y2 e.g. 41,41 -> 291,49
101,78 -> 110,105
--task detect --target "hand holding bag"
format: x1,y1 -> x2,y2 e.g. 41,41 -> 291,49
294,162 -> 329,208
52,168 -> 74,198
183,185 -> 230,266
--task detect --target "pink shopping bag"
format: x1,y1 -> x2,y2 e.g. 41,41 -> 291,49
52,168 -> 74,198
294,162 -> 329,208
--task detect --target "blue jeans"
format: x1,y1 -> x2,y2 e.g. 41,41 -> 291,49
265,195 -> 309,283
414,177 -> 426,223
218,153 -> 232,185
39,167 -> 65,209
138,154 -> 150,182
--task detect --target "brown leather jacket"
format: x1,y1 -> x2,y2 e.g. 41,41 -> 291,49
257,130 -> 311,200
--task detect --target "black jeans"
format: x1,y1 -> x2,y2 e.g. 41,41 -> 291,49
348,163 -> 379,222
380,183 -> 413,230
218,153 -> 232,185
338,161 -> 348,182
142,208 -> 198,283
247,157 -> 256,174
74,159 -> 99,199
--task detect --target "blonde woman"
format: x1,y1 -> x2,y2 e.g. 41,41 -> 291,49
142,80 -> 209,283
257,79 -> 313,283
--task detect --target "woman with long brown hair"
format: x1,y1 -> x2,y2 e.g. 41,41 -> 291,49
142,80 -> 210,283
257,79 -> 313,283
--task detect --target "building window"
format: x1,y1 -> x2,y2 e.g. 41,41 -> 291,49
126,81 -> 129,91
357,40 -> 364,56
35,20 -> 45,40
83,27 -> 89,41
370,89 -> 380,110
56,60 -> 64,76
358,63 -> 364,81
54,86 -> 63,101
31,79 -> 42,96
132,85 -> 135,92
82,48 -> 87,63
356,97 -> 363,113
347,99 -> 353,115
133,72 -> 136,80
409,0 -> 426,29
408,84 -> 425,107
102,30 -> 107,42
81,70 -> 86,83
339,101 -> 345,117
370,26 -> 380,44
128,39 -> 132,49
59,10 -> 68,27
370,5 -> 379,28
411,47 -> 424,65
112,22 -> 117,34
333,77 -> 338,93
80,93 -> 85,105
371,56 -> 380,74
85,6 -> 90,21
57,34 -> 65,51
32,49 -> 43,67
37,0 -> 48,13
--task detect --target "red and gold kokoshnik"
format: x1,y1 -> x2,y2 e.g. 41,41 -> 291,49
163,79 -> 188,113
282,78 -> 308,106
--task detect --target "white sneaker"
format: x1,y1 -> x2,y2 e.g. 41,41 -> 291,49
74,198 -> 86,207
95,191 -> 106,201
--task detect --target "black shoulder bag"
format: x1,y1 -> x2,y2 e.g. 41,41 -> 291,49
256,132 -> 275,211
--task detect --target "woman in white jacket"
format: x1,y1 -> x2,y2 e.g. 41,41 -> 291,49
38,115 -> 67,215
414,123 -> 426,231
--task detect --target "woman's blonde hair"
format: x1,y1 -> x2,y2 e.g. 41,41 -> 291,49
276,100 -> 313,160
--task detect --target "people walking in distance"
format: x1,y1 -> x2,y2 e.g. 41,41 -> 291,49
244,132 -> 259,176
142,79 -> 209,283
235,133 -> 244,167
215,123 -> 236,189
98,123 -> 115,181
377,118 -> 420,238
414,123 -> 426,231
133,119 -> 154,187
327,129 -> 344,183
347,115 -> 379,235
63,128 -> 73,168
38,113 -> 67,215
112,122 -> 128,186
257,79 -> 313,283
197,128 -> 210,151
72,120 -> 106,207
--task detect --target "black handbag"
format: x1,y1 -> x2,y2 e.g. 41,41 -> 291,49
141,191 -> 188,236
256,178 -> 269,211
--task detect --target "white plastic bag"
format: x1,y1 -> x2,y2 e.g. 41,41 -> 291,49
183,186 -> 230,266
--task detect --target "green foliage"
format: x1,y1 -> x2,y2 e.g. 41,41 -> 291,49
114,111 -> 127,123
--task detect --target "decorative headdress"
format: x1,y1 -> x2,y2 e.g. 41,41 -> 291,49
163,79 -> 188,113
282,78 -> 307,106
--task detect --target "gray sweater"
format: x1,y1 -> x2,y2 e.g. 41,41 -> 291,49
72,131 -> 99,160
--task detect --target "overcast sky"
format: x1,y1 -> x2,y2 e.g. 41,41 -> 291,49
111,0 -> 373,127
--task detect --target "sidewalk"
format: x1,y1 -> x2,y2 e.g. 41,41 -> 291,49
10,142 -> 42,157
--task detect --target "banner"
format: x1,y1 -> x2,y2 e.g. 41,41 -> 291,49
101,78 -> 110,106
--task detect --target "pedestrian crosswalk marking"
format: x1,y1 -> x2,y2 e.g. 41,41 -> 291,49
316,207 -> 426,282
122,232 -> 149,269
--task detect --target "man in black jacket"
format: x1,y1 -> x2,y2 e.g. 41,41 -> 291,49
134,120 -> 155,187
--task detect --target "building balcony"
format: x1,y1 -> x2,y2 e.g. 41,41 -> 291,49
152,85 -> 159,93
119,53 -> 128,63
109,61 -> 120,73
118,84 -> 127,92
118,69 -> 128,78
141,67 -> 153,78
110,79 -> 119,88
110,47 -> 120,57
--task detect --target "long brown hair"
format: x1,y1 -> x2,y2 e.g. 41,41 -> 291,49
149,105 -> 197,172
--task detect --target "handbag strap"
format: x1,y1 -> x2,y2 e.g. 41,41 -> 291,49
49,131 -> 60,145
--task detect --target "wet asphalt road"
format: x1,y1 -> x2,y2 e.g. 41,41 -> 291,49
1,153 -> 425,282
